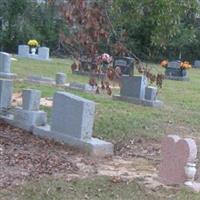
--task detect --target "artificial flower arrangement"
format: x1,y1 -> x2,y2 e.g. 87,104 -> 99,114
96,53 -> 112,65
160,60 -> 192,69
27,39 -> 39,48
180,61 -> 192,69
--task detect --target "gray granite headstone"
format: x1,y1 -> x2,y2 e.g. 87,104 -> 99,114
0,79 -> 13,110
145,86 -> 157,101
18,45 -> 29,57
22,89 -> 41,111
113,57 -> 134,75
56,73 -> 66,85
38,47 -> 49,60
51,92 -> 95,140
120,75 -> 148,99
0,52 -> 11,73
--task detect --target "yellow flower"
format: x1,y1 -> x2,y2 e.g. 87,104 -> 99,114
27,39 -> 39,47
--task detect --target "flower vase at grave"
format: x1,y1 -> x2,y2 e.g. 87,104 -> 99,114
31,47 -> 36,55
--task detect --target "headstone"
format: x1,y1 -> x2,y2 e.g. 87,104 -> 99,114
113,57 -> 134,75
22,89 -> 41,111
56,73 -> 66,85
145,86 -> 157,101
120,75 -> 148,99
159,135 -> 197,185
11,89 -> 47,131
26,75 -> 55,84
51,92 -> 95,140
33,92 -> 113,156
194,60 -> 200,68
0,79 -> 13,110
165,60 -> 188,80
0,52 -> 11,73
0,52 -> 17,79
18,45 -> 29,57
38,47 -> 49,60
168,61 -> 181,68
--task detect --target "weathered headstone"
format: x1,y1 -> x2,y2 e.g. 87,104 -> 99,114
18,45 -> 29,57
0,79 -> 13,111
33,92 -> 113,156
38,47 -> 49,60
113,57 -> 134,75
159,135 -> 197,185
56,73 -> 66,85
0,52 -> 16,79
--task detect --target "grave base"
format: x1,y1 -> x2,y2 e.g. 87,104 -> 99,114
73,71 -> 106,79
0,108 -> 47,131
165,75 -> 189,81
0,72 -> 17,79
66,83 -> 96,92
33,125 -> 113,157
113,95 -> 163,108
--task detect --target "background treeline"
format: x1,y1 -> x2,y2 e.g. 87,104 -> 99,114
1,0 -> 200,62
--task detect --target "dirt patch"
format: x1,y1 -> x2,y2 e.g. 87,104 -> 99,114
115,137 -> 161,162
12,93 -> 53,107
0,121 -> 165,191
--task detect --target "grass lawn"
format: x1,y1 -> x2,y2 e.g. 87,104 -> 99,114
1,177 -> 200,200
2,56 -> 200,199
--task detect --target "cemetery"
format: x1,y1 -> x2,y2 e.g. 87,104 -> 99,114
1,1 -> 200,200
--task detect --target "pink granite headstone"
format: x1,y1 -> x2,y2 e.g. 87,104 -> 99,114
159,135 -> 197,185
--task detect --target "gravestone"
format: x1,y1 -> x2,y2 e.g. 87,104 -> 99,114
38,47 -> 50,60
113,57 -> 134,75
120,75 -> 148,99
194,60 -> 200,68
18,45 -> 50,61
145,86 -> 157,101
113,75 -> 163,107
33,92 -> 113,156
51,92 -> 95,139
26,75 -> 55,84
0,52 -> 16,79
55,73 -> 66,85
18,45 -> 29,57
9,89 -> 47,131
159,135 -> 197,185
68,82 -> 96,92
22,89 -> 41,111
165,61 -> 188,81
0,79 -> 13,111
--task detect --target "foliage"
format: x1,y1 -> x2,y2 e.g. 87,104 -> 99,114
112,0 -> 200,60
0,0 -> 65,53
